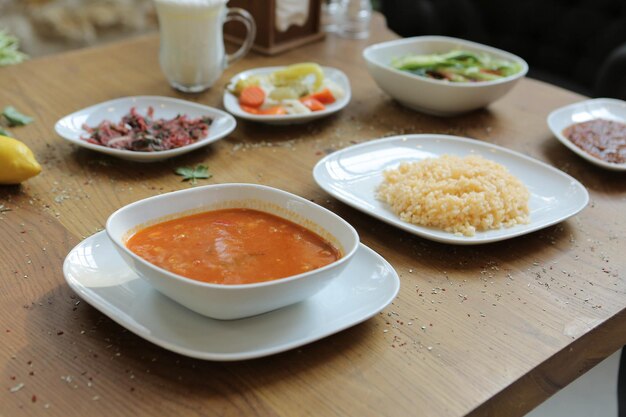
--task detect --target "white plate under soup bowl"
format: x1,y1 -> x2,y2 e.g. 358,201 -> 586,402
363,36 -> 528,116
55,96 -> 236,162
547,98 -> 626,171
105,184 -> 360,320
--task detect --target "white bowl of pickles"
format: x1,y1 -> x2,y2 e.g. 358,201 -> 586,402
363,36 -> 528,116
223,63 -> 351,125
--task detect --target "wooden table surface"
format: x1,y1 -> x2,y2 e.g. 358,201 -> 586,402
1,14 -> 625,417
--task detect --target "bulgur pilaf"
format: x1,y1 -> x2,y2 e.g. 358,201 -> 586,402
377,154 -> 530,236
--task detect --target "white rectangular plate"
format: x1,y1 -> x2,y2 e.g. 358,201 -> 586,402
63,232 -> 399,361
313,134 -> 589,244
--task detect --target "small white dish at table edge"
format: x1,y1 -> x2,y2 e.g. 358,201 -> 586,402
313,134 -> 590,245
547,98 -> 626,171
223,66 -> 351,125
63,231 -> 400,361
54,96 -> 237,162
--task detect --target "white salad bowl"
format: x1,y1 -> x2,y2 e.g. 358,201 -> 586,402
547,98 -> 626,171
363,36 -> 528,116
223,66 -> 351,125
105,183 -> 360,320
55,96 -> 236,162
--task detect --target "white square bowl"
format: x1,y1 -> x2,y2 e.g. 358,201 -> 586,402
105,184 -> 360,320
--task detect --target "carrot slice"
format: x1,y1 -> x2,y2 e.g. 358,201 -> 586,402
308,88 -> 336,104
259,106 -> 287,115
241,105 -> 286,115
240,105 -> 260,114
239,86 -> 265,108
300,97 -> 326,112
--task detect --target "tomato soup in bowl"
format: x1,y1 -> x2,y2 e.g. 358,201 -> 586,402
126,208 -> 342,285
106,184 -> 359,320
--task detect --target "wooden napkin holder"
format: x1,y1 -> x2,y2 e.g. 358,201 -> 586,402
225,0 -> 324,55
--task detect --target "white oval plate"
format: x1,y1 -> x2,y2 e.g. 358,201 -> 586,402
223,66 -> 351,125
63,231 -> 399,361
55,96 -> 237,162
313,134 -> 590,245
547,98 -> 626,171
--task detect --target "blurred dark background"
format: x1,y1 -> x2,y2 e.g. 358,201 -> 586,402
2,0 -> 626,100
379,0 -> 626,99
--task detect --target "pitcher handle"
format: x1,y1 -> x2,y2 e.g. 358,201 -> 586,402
225,8 -> 256,67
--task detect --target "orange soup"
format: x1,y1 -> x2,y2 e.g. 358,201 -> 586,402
126,208 -> 341,285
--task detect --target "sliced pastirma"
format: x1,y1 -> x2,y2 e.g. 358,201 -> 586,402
81,107 -> 213,152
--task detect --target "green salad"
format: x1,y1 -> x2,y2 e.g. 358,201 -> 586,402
391,50 -> 521,82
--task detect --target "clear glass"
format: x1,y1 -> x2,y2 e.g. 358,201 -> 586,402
321,0 -> 341,33
336,0 -> 372,39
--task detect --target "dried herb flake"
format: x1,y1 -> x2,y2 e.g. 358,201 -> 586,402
2,106 -> 33,127
175,165 -> 211,185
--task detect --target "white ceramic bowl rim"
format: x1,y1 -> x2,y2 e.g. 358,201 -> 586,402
105,183 -> 360,290
363,35 -> 529,88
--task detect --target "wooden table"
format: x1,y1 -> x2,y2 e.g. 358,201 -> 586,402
1,15 -> 625,417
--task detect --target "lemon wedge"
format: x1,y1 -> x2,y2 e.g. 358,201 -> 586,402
0,135 -> 41,184
271,63 -> 324,91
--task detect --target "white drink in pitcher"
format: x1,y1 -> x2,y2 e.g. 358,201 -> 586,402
154,0 -> 256,93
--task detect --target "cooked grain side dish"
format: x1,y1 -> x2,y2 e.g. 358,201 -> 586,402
377,154 -> 530,236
